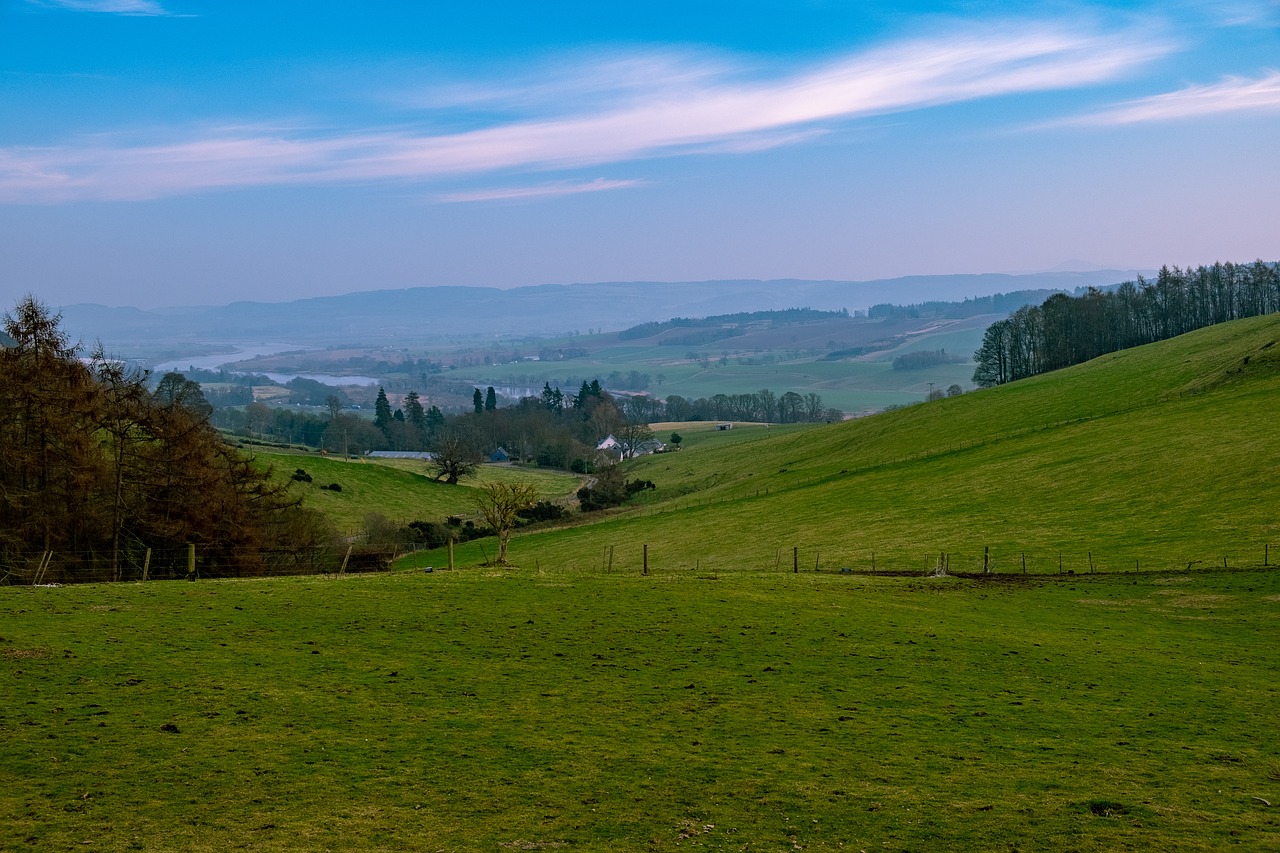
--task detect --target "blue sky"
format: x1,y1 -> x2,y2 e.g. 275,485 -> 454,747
2,1 -> 1277,308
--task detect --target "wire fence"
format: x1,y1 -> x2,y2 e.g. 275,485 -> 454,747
3,540 -> 1274,586
1,543 -> 408,586
535,543 -> 1277,579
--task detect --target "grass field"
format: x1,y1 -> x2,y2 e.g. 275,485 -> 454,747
430,313 -> 1280,578
248,448 -> 584,535
448,315 -> 992,415
3,566 -> 1277,850
6,315 -> 1280,850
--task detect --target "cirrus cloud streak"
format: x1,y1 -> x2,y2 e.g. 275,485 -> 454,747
26,0 -> 171,15
0,21 -> 1171,204
437,178 -> 645,204
1058,71 -> 1280,125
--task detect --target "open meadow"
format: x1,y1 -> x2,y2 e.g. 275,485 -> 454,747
3,566 -> 1278,850
430,313 -> 1280,579
5,315 -> 1280,850
247,449 -> 584,536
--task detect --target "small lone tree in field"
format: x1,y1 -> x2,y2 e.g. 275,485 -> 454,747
473,482 -> 539,565
430,431 -> 482,485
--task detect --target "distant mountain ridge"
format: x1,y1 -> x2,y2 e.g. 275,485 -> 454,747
55,270 -> 1149,350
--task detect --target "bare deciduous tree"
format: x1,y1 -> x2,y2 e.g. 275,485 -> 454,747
430,430 -> 483,485
473,482 -> 539,565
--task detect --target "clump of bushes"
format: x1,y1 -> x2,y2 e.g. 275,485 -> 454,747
625,478 -> 656,495
578,466 -> 658,512
517,501 -> 570,523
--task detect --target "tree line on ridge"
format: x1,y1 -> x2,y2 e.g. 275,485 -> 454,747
973,261 -> 1280,387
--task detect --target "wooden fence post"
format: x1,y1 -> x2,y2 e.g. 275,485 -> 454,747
143,548 -> 151,582
339,544 -> 352,575
1021,552 -> 1026,575
871,552 -> 876,574
32,551 -> 52,585
815,552 -> 820,572
609,546 -> 614,572
187,543 -> 196,579
448,539 -> 454,571
793,547 -> 798,574
643,544 -> 648,576
983,546 -> 989,574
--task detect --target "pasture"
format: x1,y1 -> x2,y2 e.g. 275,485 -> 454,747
3,566 -> 1277,850
248,448 -> 583,535
440,313 -> 1280,579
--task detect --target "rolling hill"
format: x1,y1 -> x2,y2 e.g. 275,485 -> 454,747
55,270 -> 1144,349
4,315 -> 1278,852
433,312 -> 1280,574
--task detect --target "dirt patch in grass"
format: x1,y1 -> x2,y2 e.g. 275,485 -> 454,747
500,841 -> 568,850
1080,800 -> 1130,817
1075,598 -> 1144,606
2,648 -> 51,659
1164,594 -> 1234,608
1152,576 -> 1194,584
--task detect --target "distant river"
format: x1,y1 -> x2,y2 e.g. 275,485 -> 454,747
152,344 -> 378,387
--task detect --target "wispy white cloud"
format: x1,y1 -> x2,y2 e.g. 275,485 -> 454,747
28,0 -> 170,15
1202,0 -> 1280,28
438,177 -> 644,204
403,52 -> 734,115
1060,71 -> 1280,125
0,20 -> 1173,203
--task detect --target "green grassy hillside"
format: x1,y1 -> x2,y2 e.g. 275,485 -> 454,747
5,316 -> 1280,850
249,449 -> 583,534
3,568 -> 1277,850
474,314 -> 989,414
436,313 -> 1280,574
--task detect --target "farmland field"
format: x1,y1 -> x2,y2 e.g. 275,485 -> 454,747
6,314 -> 1280,851
3,566 -> 1278,850
248,448 -> 584,535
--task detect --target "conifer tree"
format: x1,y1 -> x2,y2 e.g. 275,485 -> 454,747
374,387 -> 393,434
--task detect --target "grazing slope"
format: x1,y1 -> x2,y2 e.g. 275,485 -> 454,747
2,569 -> 1277,849
463,314 -> 1280,575
248,450 -> 582,535
3,316 -> 1279,851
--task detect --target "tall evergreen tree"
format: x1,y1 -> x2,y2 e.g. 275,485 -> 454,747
403,390 -> 425,428
374,387 -> 393,434
425,405 -> 445,440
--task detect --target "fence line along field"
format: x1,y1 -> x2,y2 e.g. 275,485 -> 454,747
2,565 -> 1278,850
424,314 -> 1280,580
